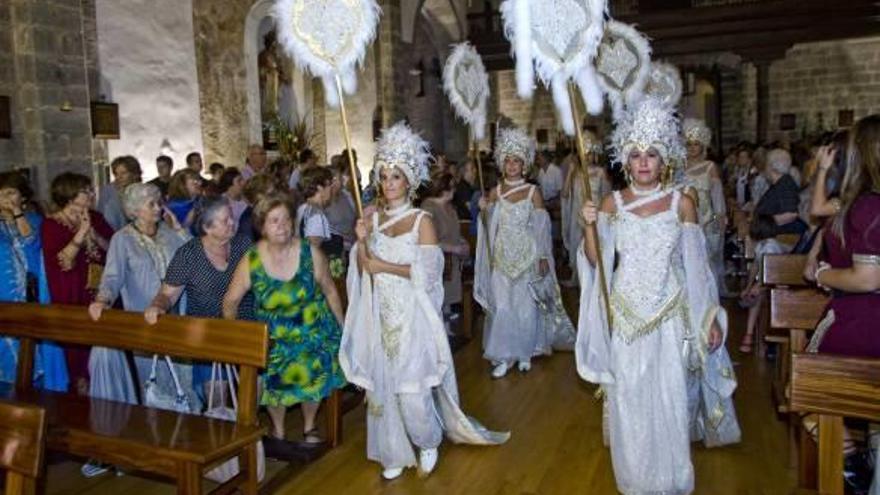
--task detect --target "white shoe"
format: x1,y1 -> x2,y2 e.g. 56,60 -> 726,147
382,467 -> 403,480
418,448 -> 439,476
81,459 -> 110,478
491,362 -> 509,379
518,360 -> 531,372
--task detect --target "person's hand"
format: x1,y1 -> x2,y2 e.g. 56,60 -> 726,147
362,255 -> 379,275
708,323 -> 723,353
538,259 -> 550,277
163,207 -> 183,231
581,200 -> 598,225
88,301 -> 106,321
77,209 -> 91,234
144,305 -> 165,325
803,251 -> 819,282
355,218 -> 368,242
478,196 -> 490,211
816,145 -> 837,172
454,241 -> 470,256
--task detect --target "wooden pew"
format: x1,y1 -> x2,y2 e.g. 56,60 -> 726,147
0,401 -> 46,495
758,254 -> 808,358
790,353 -> 880,495
0,303 -> 267,495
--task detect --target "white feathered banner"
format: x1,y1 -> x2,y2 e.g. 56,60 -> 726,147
499,0 -> 607,135
644,61 -> 683,109
273,0 -> 381,108
595,20 -> 651,117
443,42 -> 490,141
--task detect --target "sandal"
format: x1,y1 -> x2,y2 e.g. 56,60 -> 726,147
302,428 -> 325,445
739,333 -> 754,353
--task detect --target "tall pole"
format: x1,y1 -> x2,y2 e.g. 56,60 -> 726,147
567,82 -> 613,327
471,130 -> 491,258
335,75 -> 364,218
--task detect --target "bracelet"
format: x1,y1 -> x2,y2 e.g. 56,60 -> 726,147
814,262 -> 832,291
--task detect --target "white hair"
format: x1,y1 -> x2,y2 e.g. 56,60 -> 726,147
122,183 -> 161,220
766,148 -> 792,176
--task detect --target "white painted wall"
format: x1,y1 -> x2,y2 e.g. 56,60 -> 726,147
95,0 -> 204,179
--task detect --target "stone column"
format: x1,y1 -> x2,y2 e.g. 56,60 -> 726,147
755,60 -> 771,143
376,0 -> 405,126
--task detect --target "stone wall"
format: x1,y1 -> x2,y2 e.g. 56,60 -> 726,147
741,36 -> 880,144
1,0 -> 96,200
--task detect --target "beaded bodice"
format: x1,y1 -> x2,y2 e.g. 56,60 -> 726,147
492,185 -> 537,280
685,162 -> 715,225
610,190 -> 686,343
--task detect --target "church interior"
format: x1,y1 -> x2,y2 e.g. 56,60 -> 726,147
1,0 -> 879,494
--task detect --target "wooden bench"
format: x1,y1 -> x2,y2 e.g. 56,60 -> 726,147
790,353 -> 880,495
0,303 -> 267,495
0,401 -> 46,495
758,254 -> 809,358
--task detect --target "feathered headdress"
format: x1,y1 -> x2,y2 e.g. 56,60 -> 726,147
644,62 -> 683,109
682,118 -> 712,147
273,0 -> 381,107
610,96 -> 684,167
494,126 -> 536,171
373,121 -> 432,192
443,42 -> 490,140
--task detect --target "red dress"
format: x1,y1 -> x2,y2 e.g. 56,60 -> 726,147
41,211 -> 115,382
816,193 -> 880,357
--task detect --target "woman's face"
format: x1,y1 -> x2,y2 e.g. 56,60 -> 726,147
503,156 -> 524,179
463,160 -> 476,185
70,186 -> 95,212
262,205 -> 293,244
316,182 -> 333,206
686,141 -> 704,160
379,166 -> 409,203
185,177 -> 202,198
204,205 -> 235,241
0,187 -> 21,214
228,176 -> 245,198
113,166 -> 135,187
627,148 -> 663,187
135,195 -> 162,225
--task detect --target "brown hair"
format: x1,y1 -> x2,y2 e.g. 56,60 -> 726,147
298,166 -> 333,199
424,172 -> 455,198
50,172 -> 92,209
168,169 -> 201,200
243,173 -> 278,205
110,155 -> 142,180
252,193 -> 296,236
832,114 -> 880,243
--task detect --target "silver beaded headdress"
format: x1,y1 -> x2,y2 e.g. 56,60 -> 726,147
494,126 -> 535,172
373,121 -> 432,192
582,129 -> 603,155
610,95 -> 684,167
682,118 -> 712,147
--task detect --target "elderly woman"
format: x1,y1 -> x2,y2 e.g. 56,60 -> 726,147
739,148 -> 807,352
166,169 -> 204,230
42,173 -> 115,395
144,197 -> 253,402
420,172 -> 470,323
88,183 -> 194,408
223,194 -> 345,458
342,122 -> 508,480
0,172 -> 68,392
98,155 -> 142,230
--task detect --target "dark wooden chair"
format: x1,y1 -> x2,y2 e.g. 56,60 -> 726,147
0,303 -> 267,495
790,353 -> 880,495
0,401 -> 46,495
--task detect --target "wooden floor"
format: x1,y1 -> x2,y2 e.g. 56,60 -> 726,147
43,297 -> 796,495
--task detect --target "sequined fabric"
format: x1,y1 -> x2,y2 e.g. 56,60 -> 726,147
492,194 -> 539,280
369,222 -> 418,359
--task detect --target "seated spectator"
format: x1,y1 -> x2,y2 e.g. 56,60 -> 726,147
149,155 -> 173,198
98,155 -> 142,230
166,169 -> 203,230
237,173 -> 279,241
219,168 -> 247,228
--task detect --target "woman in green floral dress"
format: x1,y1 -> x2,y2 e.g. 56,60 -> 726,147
223,194 -> 345,453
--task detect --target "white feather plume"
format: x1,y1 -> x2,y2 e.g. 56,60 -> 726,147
501,0 -> 534,99
273,0 -> 381,108
644,61 -> 683,109
575,65 -> 604,116
443,42 -> 491,141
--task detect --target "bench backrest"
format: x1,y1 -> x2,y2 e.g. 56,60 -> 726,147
0,303 -> 268,426
791,353 -> 880,421
769,288 -> 829,330
0,400 -> 46,495
763,254 -> 807,286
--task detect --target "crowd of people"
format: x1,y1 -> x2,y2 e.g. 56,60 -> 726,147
0,98 -> 877,491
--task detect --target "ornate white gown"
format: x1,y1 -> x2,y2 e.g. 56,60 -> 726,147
475,184 -> 575,364
340,210 -> 509,470
684,161 -> 727,294
576,190 -> 740,495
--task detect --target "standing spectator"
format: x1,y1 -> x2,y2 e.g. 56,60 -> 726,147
149,155 -> 173,198
452,159 -> 476,220
0,172 -> 68,392
237,173 -> 280,241
324,161 -> 358,250
242,144 -> 268,180
42,173 -> 114,396
186,152 -> 204,176
98,155 -> 142,230
297,166 -> 341,258
166,169 -> 204,230
288,148 -> 318,191
536,150 -> 563,208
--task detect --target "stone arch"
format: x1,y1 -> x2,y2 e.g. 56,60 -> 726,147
243,0 -> 311,145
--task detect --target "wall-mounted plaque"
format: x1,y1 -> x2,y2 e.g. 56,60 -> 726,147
838,109 -> 854,127
0,96 -> 10,139
90,102 -> 119,139
779,113 -> 796,131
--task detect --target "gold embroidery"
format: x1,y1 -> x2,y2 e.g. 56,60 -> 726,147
612,289 -> 686,344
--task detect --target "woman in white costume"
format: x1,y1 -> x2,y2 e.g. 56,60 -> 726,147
576,97 -> 740,495
561,130 -> 611,286
474,127 -> 575,379
340,122 -> 509,481
682,118 -> 727,295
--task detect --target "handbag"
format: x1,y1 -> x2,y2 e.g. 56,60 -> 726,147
204,363 -> 266,483
143,355 -> 192,413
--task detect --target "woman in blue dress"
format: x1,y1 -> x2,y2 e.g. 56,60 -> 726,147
0,171 -> 69,391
